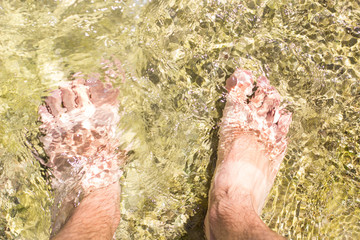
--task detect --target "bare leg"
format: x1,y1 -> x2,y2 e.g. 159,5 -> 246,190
39,76 -> 126,239
52,182 -> 121,240
205,69 -> 292,239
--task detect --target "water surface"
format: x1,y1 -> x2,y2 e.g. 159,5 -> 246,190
0,0 -> 359,239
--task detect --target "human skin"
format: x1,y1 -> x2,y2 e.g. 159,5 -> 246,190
205,135 -> 286,240
38,75 -> 125,239
205,69 -> 292,239
52,181 -> 121,240
40,68 -> 291,239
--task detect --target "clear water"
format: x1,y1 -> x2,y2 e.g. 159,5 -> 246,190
0,0 -> 359,239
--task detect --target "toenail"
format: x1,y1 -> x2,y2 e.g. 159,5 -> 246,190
226,75 -> 237,91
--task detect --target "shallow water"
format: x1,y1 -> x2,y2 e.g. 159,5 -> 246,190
0,0 -> 359,239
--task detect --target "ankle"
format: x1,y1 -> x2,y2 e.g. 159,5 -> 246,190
212,158 -> 268,212
207,199 -> 285,240
52,182 -> 121,239
207,196 -> 267,239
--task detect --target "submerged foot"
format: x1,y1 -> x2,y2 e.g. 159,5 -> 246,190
206,69 -> 292,239
39,76 -> 126,236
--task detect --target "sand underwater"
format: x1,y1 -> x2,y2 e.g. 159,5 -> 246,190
0,0 -> 359,239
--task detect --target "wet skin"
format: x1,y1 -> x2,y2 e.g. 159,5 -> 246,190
39,69 -> 291,239
205,69 -> 291,240
39,77 -> 125,239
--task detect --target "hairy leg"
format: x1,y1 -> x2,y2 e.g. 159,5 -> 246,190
52,182 -> 121,240
205,69 -> 292,240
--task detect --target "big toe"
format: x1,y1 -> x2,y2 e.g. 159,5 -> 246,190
45,89 -> 64,117
226,69 -> 254,102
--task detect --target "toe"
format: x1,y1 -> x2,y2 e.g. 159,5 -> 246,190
225,74 -> 237,91
256,75 -> 270,88
249,87 -> 266,109
265,108 -> 276,126
257,88 -> 281,117
85,78 -> 106,104
72,83 -> 91,108
249,76 -> 270,108
85,79 -> 119,106
60,86 -> 76,111
251,75 -> 281,115
226,69 -> 254,102
39,105 -> 54,124
276,109 -> 292,139
102,84 -> 119,106
45,89 -> 64,117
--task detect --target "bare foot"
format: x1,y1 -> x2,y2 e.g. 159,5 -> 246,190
205,69 -> 292,239
38,76 -> 126,236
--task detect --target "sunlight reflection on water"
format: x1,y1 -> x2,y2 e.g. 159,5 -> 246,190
0,0 -> 359,239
